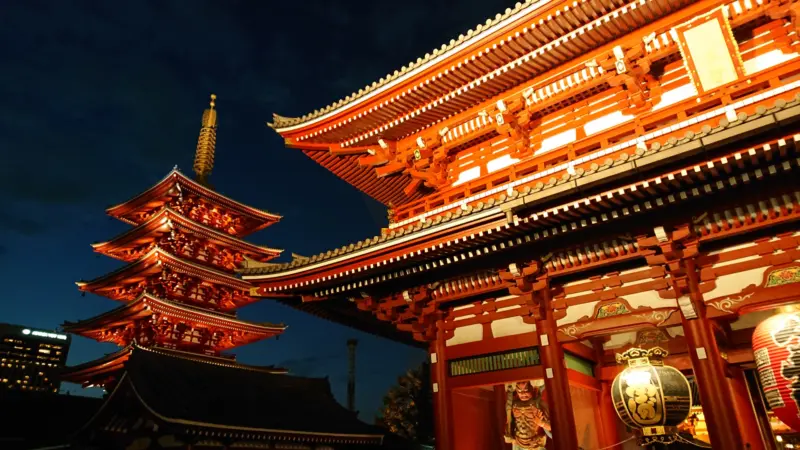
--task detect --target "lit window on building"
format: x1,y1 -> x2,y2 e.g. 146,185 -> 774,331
38,348 -> 51,354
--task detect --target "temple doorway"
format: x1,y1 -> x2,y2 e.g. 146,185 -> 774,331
449,378 -> 602,450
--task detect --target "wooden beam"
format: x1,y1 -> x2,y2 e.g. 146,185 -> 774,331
329,144 -> 373,156
283,139 -> 330,151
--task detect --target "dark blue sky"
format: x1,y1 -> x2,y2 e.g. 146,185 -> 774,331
0,0 -> 516,418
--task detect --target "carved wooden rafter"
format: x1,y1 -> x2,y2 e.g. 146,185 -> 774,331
597,43 -> 658,113
639,225 -> 702,320
498,259 -> 551,320
492,97 -> 534,157
354,136 -> 450,196
354,287 -> 440,342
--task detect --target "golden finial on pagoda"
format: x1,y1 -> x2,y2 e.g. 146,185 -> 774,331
193,94 -> 218,186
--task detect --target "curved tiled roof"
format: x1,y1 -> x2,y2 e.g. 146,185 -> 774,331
114,348 -> 386,444
269,0 -> 552,130
62,292 -> 285,334
92,207 -> 283,262
244,92 -> 800,277
77,246 -> 253,292
107,168 -> 282,231
60,342 -> 289,381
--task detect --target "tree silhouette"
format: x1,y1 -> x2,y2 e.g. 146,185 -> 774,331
376,362 -> 434,447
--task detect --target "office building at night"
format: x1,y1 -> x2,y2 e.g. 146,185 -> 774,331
0,323 -> 70,393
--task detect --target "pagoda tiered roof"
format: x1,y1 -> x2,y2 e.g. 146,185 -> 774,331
62,292 -> 285,348
106,168 -> 281,236
77,246 -> 254,308
60,342 -> 288,388
92,207 -> 282,264
69,344 -> 384,446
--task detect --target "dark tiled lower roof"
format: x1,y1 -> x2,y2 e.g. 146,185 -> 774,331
125,346 -> 384,439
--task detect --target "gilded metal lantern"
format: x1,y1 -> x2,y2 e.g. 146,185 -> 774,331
752,312 -> 800,432
611,347 -> 692,445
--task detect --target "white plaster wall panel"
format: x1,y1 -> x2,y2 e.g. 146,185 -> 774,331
583,110 -> 634,136
452,303 -> 477,321
446,324 -> 483,346
487,154 -> 520,173
704,266 -> 770,301
496,305 -> 522,313
624,290 -> 678,310
557,301 -> 600,327
743,50 -> 798,76
491,316 -> 536,338
666,326 -> 685,338
652,84 -> 698,111
603,332 -> 638,350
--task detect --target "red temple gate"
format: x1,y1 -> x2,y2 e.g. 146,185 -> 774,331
243,0 -> 800,448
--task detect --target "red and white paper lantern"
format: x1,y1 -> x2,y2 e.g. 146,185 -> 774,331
753,312 -> 800,431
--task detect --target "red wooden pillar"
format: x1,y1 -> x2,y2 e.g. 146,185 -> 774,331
597,381 -> 622,449
681,258 -> 743,449
431,320 -> 452,450
494,385 -> 512,449
744,368 -> 779,450
535,283 -> 579,450
728,366 -> 767,450
594,341 -> 621,449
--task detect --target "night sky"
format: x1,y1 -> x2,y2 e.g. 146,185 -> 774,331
0,0 -> 517,418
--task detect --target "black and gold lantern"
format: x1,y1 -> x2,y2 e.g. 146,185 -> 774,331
611,347 -> 692,445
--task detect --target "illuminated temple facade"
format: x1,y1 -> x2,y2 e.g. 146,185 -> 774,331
60,97 -> 385,449
242,0 -> 800,449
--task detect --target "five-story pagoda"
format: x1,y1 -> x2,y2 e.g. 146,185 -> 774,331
62,95 -> 287,389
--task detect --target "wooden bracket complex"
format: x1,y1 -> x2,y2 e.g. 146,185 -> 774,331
493,98 -> 533,157
599,43 -> 658,112
639,225 -> 702,320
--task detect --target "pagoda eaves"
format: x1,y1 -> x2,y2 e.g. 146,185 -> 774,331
91,207 -> 282,266
76,246 -> 255,310
62,292 -> 285,351
105,168 -> 281,237
60,342 -> 288,388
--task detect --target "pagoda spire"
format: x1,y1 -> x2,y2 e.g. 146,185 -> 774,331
193,93 -> 218,186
